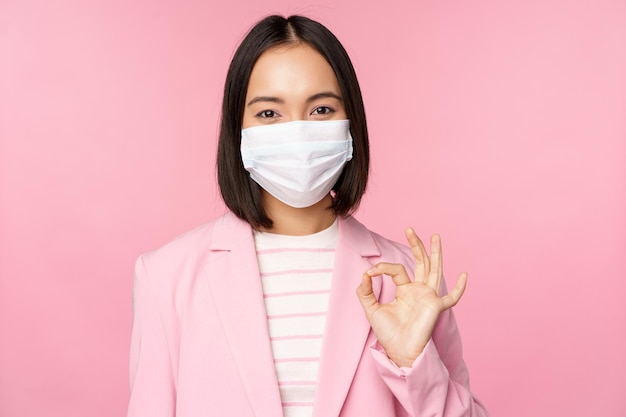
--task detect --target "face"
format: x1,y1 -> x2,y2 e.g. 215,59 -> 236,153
242,43 -> 347,129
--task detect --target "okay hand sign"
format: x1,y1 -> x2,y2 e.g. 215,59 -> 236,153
356,228 -> 467,368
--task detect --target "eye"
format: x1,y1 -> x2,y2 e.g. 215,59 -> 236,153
256,110 -> 279,118
311,106 -> 334,116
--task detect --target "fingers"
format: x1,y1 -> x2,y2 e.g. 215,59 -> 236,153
405,227 -> 429,283
426,234 -> 443,291
366,262 -> 411,286
407,231 -> 455,301
441,272 -> 468,310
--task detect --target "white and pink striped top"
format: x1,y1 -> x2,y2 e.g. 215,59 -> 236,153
253,219 -> 338,417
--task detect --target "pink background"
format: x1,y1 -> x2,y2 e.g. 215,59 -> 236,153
1,0 -> 625,416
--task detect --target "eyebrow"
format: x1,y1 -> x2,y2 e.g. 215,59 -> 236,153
246,91 -> 343,106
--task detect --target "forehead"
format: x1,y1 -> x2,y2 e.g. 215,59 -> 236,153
246,43 -> 341,99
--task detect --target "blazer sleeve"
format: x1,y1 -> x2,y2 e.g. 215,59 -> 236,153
127,256 -> 176,417
368,306 -> 489,417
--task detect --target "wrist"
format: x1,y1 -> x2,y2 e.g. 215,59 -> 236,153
386,348 -> 422,368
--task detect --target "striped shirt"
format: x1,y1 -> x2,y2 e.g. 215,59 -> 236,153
253,220 -> 338,417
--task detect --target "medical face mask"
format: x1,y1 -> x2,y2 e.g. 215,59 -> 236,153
240,119 -> 353,208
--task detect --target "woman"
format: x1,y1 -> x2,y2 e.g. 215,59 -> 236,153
128,15 -> 488,417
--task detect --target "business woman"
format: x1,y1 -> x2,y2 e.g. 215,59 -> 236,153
128,15 -> 489,417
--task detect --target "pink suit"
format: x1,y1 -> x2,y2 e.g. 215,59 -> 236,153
128,212 -> 488,416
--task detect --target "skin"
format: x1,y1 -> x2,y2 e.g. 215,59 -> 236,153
243,42 -> 345,236
242,43 -> 468,367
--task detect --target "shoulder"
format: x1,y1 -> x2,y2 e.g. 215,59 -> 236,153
340,215 -> 414,267
140,218 -> 214,265
136,212 -> 251,284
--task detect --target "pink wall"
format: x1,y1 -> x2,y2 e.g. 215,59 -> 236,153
1,0 -> 625,416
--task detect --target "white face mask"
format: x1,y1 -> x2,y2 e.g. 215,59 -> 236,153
240,119 -> 353,208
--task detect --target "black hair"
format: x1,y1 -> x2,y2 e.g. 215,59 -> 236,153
217,15 -> 369,229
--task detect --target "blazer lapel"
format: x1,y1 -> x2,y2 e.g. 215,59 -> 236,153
203,213 -> 283,417
313,216 -> 382,417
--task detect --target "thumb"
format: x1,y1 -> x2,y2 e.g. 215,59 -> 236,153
356,273 -> 379,311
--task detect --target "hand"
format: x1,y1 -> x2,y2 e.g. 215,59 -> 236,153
356,228 -> 467,368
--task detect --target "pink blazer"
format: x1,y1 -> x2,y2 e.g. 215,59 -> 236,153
128,212 -> 488,417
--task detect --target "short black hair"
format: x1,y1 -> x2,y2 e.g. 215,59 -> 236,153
217,15 -> 369,229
